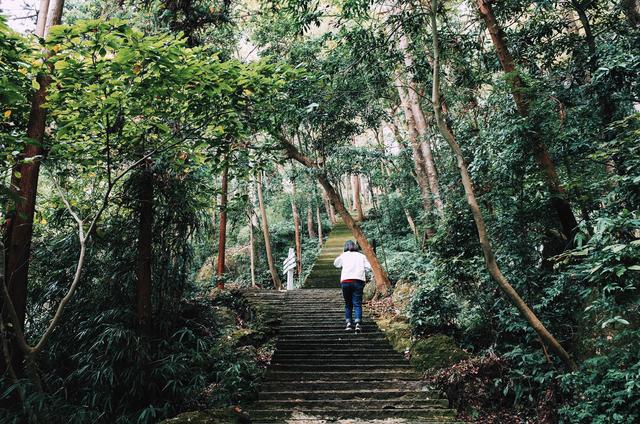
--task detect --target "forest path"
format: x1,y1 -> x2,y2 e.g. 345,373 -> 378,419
249,222 -> 460,423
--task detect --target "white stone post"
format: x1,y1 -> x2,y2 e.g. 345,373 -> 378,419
282,247 -> 297,290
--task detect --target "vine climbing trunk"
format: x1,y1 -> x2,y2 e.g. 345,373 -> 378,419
256,173 -> 282,290
216,165 -> 228,289
430,0 -> 577,371
3,0 -> 64,375
474,0 -> 578,241
282,141 -> 391,295
135,163 -> 153,333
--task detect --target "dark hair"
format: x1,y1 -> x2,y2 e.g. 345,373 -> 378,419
344,240 -> 358,252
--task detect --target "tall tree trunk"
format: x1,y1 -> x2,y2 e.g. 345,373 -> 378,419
216,165 -> 228,289
3,0 -> 64,375
306,204 -> 317,238
136,163 -> 153,333
352,175 -> 365,221
248,210 -> 257,288
431,0 -> 576,371
282,142 -> 391,295
316,204 -> 323,245
475,0 -> 579,240
395,74 -> 435,237
290,181 -> 302,275
256,173 -> 282,290
397,32 -> 444,214
322,189 -> 336,223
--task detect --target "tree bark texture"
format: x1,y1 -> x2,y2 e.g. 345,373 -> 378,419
316,204 -> 323,245
216,165 -> 228,288
475,0 -> 579,240
3,0 -> 65,374
397,32 -> 444,214
290,181 -> 302,275
431,0 -> 576,371
282,141 -> 391,294
256,173 -> 282,290
352,174 -> 365,221
135,164 -> 153,333
248,211 -> 257,288
395,74 -> 435,237
306,205 -> 317,238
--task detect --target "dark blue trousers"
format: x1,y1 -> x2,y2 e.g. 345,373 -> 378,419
341,280 -> 365,323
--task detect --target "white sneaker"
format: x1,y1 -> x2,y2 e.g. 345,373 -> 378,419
345,321 -> 353,331
354,322 -> 361,333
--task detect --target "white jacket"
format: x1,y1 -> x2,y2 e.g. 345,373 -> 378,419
333,251 -> 371,282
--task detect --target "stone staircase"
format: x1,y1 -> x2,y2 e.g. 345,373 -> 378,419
249,221 -> 459,423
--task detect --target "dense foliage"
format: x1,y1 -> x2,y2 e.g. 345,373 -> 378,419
1,0 -> 639,422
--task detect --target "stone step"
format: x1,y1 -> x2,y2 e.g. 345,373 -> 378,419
259,380 -> 425,392
275,342 -> 392,350
277,334 -> 386,341
272,352 -> 403,360
271,358 -> 407,366
277,324 -> 379,331
268,364 -> 413,372
248,408 -> 457,421
254,398 -> 450,410
253,420 -> 460,424
264,371 -> 420,381
273,348 -> 400,356
258,389 -> 442,401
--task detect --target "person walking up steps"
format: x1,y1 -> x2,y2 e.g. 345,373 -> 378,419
334,240 -> 371,333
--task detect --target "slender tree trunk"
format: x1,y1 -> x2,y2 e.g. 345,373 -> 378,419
3,0 -> 64,374
216,165 -> 228,289
431,0 -> 576,371
352,175 -> 365,221
316,204 -> 323,245
322,189 -> 336,223
256,173 -> 282,290
475,0 -> 578,240
306,204 -> 317,238
290,181 -> 302,275
395,74 -> 435,237
397,32 -> 444,214
248,210 -> 257,288
282,142 -> 391,294
136,164 -> 153,333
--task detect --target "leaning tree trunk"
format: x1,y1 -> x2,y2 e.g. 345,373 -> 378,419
474,0 -> 578,240
216,165 -> 228,289
3,0 -> 64,375
282,141 -> 391,295
431,0 -> 576,371
135,163 -> 153,333
256,172 -> 282,290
